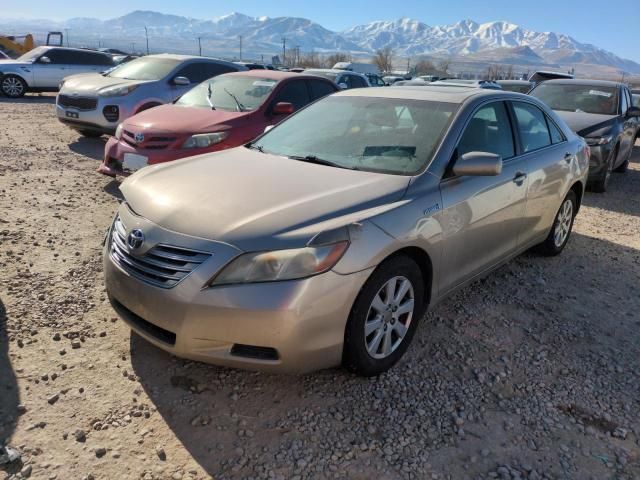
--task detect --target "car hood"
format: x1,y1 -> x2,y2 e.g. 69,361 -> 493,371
125,104 -> 249,133
554,111 -> 618,137
61,73 -> 149,93
120,148 -> 411,251
0,59 -> 31,68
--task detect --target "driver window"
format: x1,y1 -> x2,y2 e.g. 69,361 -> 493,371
457,102 -> 515,161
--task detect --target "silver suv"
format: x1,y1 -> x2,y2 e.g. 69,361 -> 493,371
0,46 -> 113,98
56,54 -> 246,137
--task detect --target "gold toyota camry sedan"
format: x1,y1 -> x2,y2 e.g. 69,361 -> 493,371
104,86 -> 589,376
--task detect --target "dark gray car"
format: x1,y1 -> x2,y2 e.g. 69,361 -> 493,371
530,79 -> 640,192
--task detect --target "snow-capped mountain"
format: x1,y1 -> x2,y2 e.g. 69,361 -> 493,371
0,10 -> 637,73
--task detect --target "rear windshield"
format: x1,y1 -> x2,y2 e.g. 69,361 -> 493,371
531,83 -> 619,115
107,57 -> 180,81
176,75 -> 278,111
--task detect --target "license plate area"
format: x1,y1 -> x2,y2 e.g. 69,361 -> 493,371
123,153 -> 148,172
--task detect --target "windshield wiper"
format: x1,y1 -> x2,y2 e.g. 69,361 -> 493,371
287,155 -> 356,170
245,142 -> 264,153
207,83 -> 216,110
224,87 -> 245,112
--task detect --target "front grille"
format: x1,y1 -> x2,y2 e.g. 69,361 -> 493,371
231,344 -> 280,361
122,129 -> 176,150
58,94 -> 97,111
109,216 -> 211,288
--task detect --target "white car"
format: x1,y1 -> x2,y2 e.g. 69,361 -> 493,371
0,46 -> 114,98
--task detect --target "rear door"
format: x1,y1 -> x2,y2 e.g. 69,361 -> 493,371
439,101 -> 529,293
509,100 -> 571,246
31,49 -> 69,87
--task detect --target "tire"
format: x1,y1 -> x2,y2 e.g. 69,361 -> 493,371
591,145 -> 617,193
343,255 -> 425,376
534,190 -> 577,256
78,130 -> 103,138
1,74 -> 27,98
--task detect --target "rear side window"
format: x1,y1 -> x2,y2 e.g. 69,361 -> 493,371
202,62 -> 238,81
72,51 -> 112,66
512,102 -> 552,153
547,117 -> 565,144
350,75 -> 367,88
308,80 -> 335,100
272,80 -> 310,110
457,102 -> 515,160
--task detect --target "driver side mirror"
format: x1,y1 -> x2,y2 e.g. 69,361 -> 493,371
452,152 -> 503,177
272,102 -> 294,115
626,106 -> 640,118
337,82 -> 348,90
39,56 -> 51,64
172,76 -> 190,86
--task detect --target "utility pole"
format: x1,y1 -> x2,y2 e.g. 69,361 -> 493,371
144,26 -> 149,55
64,29 -> 70,47
131,42 -> 136,54
282,37 -> 286,66
295,45 -> 300,66
197,37 -> 202,56
239,35 -> 243,61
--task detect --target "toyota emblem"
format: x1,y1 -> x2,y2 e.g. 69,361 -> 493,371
127,229 -> 145,250
134,133 -> 145,143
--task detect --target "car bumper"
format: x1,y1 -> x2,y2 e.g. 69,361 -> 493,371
98,136 -> 206,177
103,208 -> 372,373
56,97 -> 135,134
586,144 -> 613,181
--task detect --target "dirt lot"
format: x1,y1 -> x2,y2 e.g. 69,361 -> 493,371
0,94 -> 639,480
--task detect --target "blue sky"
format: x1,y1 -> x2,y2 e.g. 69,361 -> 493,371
9,0 -> 640,62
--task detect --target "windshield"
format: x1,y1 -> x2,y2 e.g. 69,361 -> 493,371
176,75 -> 278,111
107,57 -> 180,81
251,96 -> 456,175
17,47 -> 48,62
532,83 -> 619,115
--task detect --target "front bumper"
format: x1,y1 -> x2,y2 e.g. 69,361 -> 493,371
98,136 -> 212,177
103,206 -> 372,373
586,143 -> 613,181
56,96 -> 135,134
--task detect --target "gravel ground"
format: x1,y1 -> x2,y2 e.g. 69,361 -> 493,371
1,94 -> 639,480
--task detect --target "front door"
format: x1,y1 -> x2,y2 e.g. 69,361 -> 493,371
31,49 -> 68,88
439,101 -> 529,294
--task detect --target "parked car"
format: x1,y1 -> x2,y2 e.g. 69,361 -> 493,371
305,68 -> 370,89
383,75 -> 406,85
97,48 -> 131,56
234,61 -> 266,70
530,79 -> 640,192
393,79 -> 430,86
56,54 -> 245,137
98,70 -> 338,176
0,46 -> 114,98
104,86 -> 588,375
529,71 -> 574,84
632,89 -> 640,108
497,80 -> 534,94
431,79 -> 502,90
365,73 -> 387,87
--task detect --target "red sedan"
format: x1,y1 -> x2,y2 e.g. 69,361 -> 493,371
98,70 -> 338,176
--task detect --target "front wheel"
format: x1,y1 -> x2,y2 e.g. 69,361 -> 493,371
534,190 -> 576,256
344,256 -> 424,376
1,74 -> 27,98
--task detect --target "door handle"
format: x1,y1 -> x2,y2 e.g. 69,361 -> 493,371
513,172 -> 527,186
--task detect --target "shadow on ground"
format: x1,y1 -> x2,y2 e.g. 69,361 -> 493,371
129,230 -> 640,478
582,143 -> 640,217
102,179 -> 123,200
0,95 -> 55,104
0,298 -> 20,473
68,136 -> 107,161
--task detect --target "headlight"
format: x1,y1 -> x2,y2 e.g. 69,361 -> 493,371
210,229 -> 350,286
181,132 -> 229,149
585,135 -> 613,146
114,123 -> 124,140
98,84 -> 138,97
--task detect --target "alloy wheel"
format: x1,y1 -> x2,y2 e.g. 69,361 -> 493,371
2,77 -> 24,97
553,199 -> 573,248
364,276 -> 415,359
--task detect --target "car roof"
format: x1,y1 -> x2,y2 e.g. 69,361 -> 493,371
538,78 -> 623,88
336,84 -> 510,103
221,69 -> 333,82
306,68 -> 364,75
